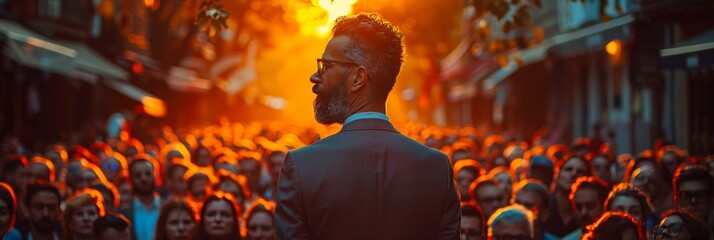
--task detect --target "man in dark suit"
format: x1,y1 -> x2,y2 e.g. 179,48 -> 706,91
275,13 -> 461,240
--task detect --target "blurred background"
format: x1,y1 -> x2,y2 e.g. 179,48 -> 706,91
1,0 -> 713,156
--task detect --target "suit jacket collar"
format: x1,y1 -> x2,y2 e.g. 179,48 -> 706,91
340,118 -> 398,133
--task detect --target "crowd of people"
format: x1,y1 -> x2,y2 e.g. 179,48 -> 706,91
0,119 -> 712,240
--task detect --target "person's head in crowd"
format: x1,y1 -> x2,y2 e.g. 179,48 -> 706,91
265,144 -> 288,182
1,154 -> 29,196
582,211 -> 644,240
185,168 -> 216,202
628,165 -> 663,204
193,143 -> 214,167
160,142 -> 191,170
454,159 -> 484,202
80,164 -> 111,191
28,156 -> 55,183
624,155 -> 660,183
198,191 -> 242,240
460,202 -> 485,240
658,146 -> 684,185
128,154 -> 160,197
554,156 -> 591,194
487,204 -> 534,240
244,199 -> 275,240
587,146 -> 613,184
483,135 -> 505,155
124,138 -> 144,159
63,189 -> 106,240
66,157 -> 89,189
605,183 -> 653,225
488,167 -> 514,204
510,158 -> 527,182
569,176 -> 609,229
470,177 -> 504,219
451,141 -> 474,162
0,183 -> 16,237
44,144 -> 68,182
115,177 -> 132,209
615,154 -> 634,183
23,181 -> 61,238
525,155 -> 554,187
100,152 -> 128,185
166,159 -> 190,198
93,213 -> 131,240
673,164 -> 714,222
571,137 -> 592,157
155,200 -> 197,240
214,155 -> 240,175
503,142 -> 528,162
654,209 -> 710,240
91,142 -> 114,162
238,151 -> 262,193
546,144 -> 570,163
215,170 -> 250,209
486,150 -> 508,170
90,183 -> 120,213
512,179 -> 550,221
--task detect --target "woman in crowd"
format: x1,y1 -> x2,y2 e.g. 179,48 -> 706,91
155,200 -> 197,240
243,199 -> 275,240
0,183 -> 18,239
63,188 -> 106,240
653,209 -> 711,240
197,191 -> 242,240
543,155 -> 592,238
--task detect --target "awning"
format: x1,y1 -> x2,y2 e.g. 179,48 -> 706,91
0,19 -> 77,77
481,40 -> 552,91
660,29 -> 714,69
551,14 -> 635,57
0,19 -> 128,82
58,41 -> 129,81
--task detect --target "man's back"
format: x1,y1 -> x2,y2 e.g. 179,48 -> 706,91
276,119 -> 460,240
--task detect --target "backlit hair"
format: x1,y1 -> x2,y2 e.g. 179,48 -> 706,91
332,13 -> 405,101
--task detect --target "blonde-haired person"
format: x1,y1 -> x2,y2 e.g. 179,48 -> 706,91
64,188 -> 106,240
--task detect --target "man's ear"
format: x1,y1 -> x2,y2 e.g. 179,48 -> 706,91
351,66 -> 368,92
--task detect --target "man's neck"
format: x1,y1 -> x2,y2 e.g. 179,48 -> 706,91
348,98 -> 385,116
30,228 -> 55,240
137,192 -> 156,207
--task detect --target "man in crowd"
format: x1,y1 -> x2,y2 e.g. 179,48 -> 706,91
565,176 -> 609,240
673,164 -> 714,238
15,181 -> 61,240
119,154 -> 161,240
470,177 -> 505,220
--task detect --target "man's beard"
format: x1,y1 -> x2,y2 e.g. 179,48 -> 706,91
33,217 -> 55,232
133,180 -> 155,196
313,75 -> 349,125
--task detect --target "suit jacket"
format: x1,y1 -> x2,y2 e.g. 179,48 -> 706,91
275,118 -> 461,240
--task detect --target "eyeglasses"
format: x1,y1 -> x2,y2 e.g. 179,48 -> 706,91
316,58 -> 359,77
653,222 -> 684,238
677,190 -> 712,204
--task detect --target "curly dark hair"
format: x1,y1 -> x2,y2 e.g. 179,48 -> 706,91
332,13 -> 405,101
